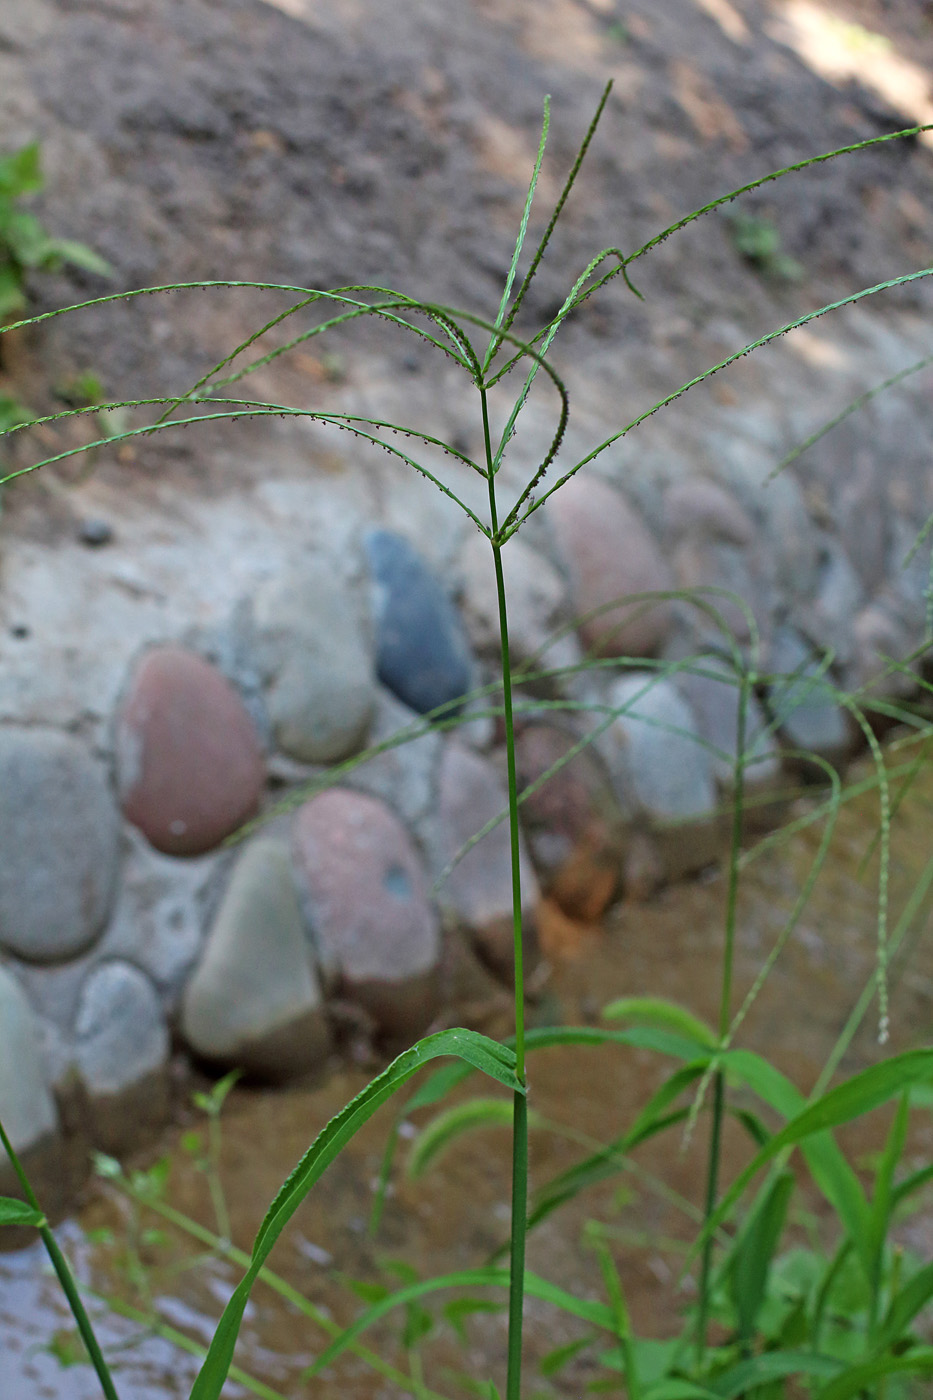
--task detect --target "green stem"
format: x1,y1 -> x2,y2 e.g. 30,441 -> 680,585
695,1070 -> 725,1365
696,671 -> 749,1364
506,1091 -> 529,1400
482,383 -> 528,1400
0,1117 -> 121,1400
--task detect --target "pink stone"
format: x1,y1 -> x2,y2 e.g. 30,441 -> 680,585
116,647 -> 265,855
547,475 -> 674,658
292,789 -> 440,1040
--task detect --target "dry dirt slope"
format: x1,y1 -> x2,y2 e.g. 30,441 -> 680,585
0,0 -> 931,424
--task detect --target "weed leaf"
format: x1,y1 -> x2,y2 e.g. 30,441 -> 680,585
0,1196 -> 44,1228
188,1029 -> 522,1400
303,1266 -> 614,1377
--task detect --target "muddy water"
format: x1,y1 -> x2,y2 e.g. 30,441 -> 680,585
4,753 -> 933,1399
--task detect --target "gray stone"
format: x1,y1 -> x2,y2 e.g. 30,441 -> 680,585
673,657 -> 786,830
674,657 -> 781,791
101,826 -> 226,1006
293,791 -> 441,1039
343,689 -> 442,841
182,838 -> 330,1079
603,673 -> 720,876
766,626 -> 852,768
251,562 -> 377,763
0,968 -> 58,1155
0,727 -> 120,963
458,531 -> 569,665
435,742 -> 539,980
807,539 -> 865,667
852,600 -> 919,699
605,674 -> 717,820
75,961 -> 170,1097
711,440 -> 818,602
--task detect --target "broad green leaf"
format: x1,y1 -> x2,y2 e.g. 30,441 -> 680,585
443,1296 -> 505,1344
188,1028 -> 522,1400
893,1160 -> 933,1209
303,1266 -> 615,1377
602,997 -> 717,1048
407,1097 -> 544,1179
398,1023 -> 716,1155
642,1383 -> 720,1400
0,1196 -> 44,1228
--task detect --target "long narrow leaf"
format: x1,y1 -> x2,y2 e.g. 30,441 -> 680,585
303,1267 -> 615,1378
188,1029 -> 522,1400
693,1049 -> 933,1267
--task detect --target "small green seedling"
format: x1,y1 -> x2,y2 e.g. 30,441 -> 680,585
0,141 -> 112,324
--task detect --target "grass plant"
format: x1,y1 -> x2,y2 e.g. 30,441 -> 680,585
3,85 -> 933,1399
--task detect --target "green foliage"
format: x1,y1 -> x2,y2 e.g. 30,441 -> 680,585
2,90 -> 933,1400
0,141 -> 111,322
723,208 -> 804,282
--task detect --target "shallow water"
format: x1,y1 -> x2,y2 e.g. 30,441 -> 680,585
5,749 -> 933,1398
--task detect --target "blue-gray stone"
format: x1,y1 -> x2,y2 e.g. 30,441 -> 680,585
75,961 -> 170,1097
766,626 -> 851,766
365,529 -> 473,717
